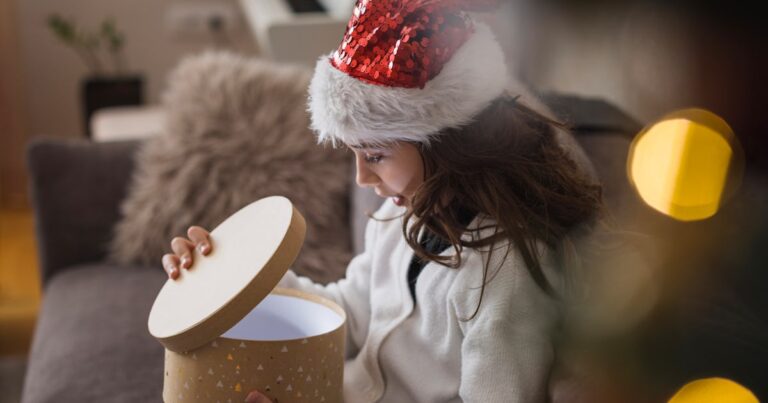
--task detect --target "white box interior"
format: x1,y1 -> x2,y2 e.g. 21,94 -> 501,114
221,294 -> 344,341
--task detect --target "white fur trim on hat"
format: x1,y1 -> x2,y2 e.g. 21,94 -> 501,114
308,22 -> 510,148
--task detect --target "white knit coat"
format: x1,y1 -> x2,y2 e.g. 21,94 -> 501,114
278,197 -> 563,403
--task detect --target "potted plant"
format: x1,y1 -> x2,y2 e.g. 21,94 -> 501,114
47,14 -> 144,137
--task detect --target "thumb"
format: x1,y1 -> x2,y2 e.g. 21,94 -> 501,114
245,390 -> 271,403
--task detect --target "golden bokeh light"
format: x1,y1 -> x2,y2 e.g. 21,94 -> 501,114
668,377 -> 758,403
628,108 -> 739,221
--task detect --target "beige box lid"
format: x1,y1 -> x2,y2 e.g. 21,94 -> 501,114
147,196 -> 306,353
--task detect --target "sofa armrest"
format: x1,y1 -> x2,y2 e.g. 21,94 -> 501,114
541,93 -> 645,220
26,138 -> 141,287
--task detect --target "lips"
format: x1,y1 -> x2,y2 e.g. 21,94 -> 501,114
374,188 -> 406,206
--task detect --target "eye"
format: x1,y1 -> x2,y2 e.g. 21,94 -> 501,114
364,153 -> 384,164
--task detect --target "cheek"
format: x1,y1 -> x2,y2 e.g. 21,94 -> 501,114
383,159 -> 423,195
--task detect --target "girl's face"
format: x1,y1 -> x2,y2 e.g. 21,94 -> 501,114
349,141 -> 424,207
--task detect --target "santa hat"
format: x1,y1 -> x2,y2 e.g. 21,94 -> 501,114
308,0 -> 509,148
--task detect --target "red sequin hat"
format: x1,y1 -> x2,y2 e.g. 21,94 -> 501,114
308,0 -> 509,147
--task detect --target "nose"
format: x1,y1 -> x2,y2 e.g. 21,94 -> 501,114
355,155 -> 379,188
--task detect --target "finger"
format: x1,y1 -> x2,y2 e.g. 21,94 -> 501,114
187,226 -> 212,255
245,390 -> 272,403
171,237 -> 196,269
162,254 -> 181,280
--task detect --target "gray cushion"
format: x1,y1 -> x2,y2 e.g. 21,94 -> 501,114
26,139 -> 141,286
21,264 -> 166,403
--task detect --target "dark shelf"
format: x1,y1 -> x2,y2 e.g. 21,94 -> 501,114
286,0 -> 325,13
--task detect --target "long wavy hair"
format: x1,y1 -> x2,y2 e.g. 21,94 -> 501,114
374,93 -> 603,320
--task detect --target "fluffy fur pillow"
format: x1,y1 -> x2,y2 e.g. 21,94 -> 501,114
108,51 -> 353,284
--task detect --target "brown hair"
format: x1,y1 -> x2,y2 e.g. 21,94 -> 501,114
376,94 -> 603,320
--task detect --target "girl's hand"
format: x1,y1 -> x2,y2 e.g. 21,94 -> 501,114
245,390 -> 273,403
161,225 -> 213,280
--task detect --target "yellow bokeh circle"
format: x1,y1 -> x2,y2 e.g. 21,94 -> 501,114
668,377 -> 758,403
628,108 -> 741,221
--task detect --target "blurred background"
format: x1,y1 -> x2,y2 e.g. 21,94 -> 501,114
1,0 -> 766,402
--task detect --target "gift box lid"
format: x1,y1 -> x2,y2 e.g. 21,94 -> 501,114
147,196 -> 306,353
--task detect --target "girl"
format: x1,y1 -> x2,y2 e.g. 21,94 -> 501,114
163,1 -> 602,401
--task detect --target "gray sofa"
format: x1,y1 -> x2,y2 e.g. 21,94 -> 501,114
21,94 -> 643,402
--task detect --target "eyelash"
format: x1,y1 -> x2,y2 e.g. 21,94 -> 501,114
364,154 -> 384,164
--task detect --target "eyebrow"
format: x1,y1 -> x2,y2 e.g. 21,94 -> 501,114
349,140 -> 406,151
348,143 -> 387,151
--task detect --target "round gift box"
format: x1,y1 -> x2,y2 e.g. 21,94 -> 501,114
162,288 -> 346,402
147,196 -> 346,402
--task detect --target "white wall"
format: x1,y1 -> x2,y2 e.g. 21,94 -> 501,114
16,0 -> 258,139
493,1 -> 700,125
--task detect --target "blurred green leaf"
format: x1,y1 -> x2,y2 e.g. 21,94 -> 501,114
45,13 -> 129,75
47,14 -> 77,44
101,17 -> 125,51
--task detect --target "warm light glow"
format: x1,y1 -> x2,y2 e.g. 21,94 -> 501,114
628,109 -> 735,221
668,378 -> 758,403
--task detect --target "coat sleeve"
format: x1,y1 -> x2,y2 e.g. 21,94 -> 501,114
452,244 -> 561,403
276,210 -> 381,359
